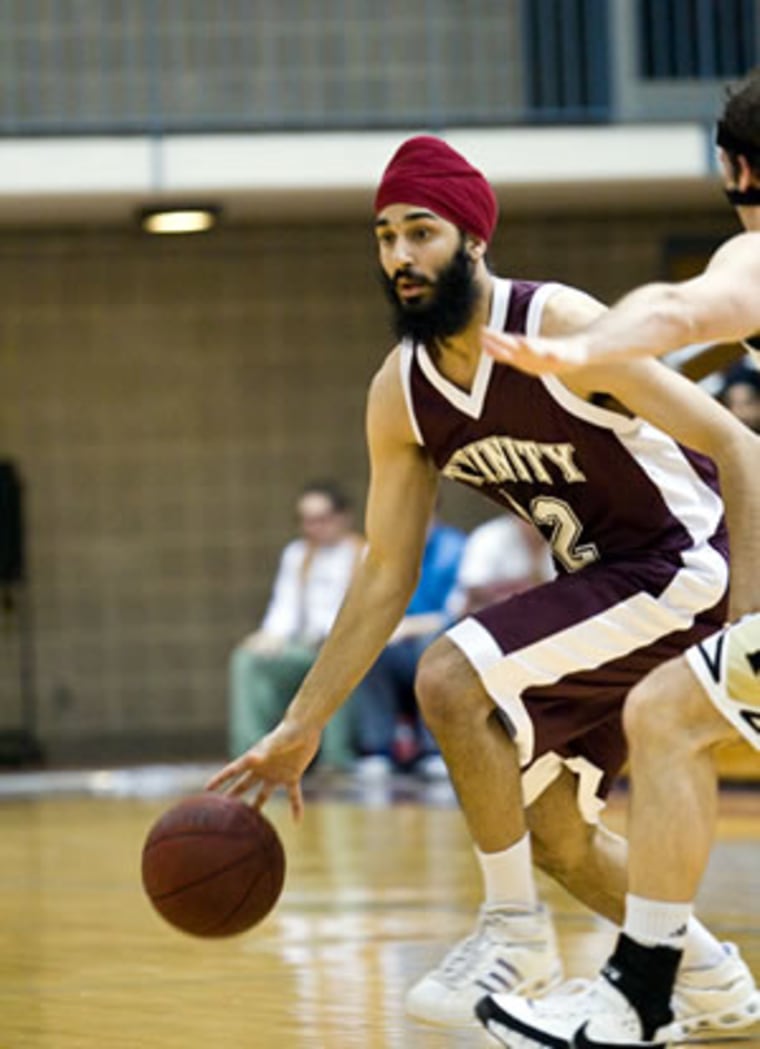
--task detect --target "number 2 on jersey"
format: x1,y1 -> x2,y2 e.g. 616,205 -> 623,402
530,496 -> 599,572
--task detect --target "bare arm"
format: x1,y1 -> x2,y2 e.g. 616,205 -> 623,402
563,356 -> 760,619
287,357 -> 439,723
482,232 -> 760,374
207,349 -> 439,813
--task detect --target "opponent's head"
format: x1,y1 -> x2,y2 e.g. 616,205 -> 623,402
717,67 -> 760,207
373,136 -> 499,346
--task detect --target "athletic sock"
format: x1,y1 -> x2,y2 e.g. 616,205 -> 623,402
603,932 -> 682,1038
474,832 -> 538,909
624,893 -> 692,951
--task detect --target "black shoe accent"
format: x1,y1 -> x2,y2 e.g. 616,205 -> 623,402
603,934 -> 678,1038
573,1020 -> 667,1049
475,994 -> 572,1048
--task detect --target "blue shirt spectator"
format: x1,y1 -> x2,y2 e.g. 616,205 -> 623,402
352,518 -> 466,779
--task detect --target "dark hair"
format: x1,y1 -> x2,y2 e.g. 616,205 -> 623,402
719,362 -> 760,398
299,479 -> 352,513
721,68 -> 760,176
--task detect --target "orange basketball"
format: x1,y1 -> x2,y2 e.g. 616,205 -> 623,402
141,793 -> 286,938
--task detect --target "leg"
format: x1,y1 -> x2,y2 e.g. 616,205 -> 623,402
527,767 -> 627,925
406,636 -> 561,1028
319,692 -> 357,770
624,655 -> 735,903
618,654 -> 760,1040
352,645 -> 404,758
227,643 -> 315,758
477,645 -> 760,1046
416,634 -> 525,850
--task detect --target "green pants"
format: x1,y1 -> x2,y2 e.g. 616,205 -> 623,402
228,641 -> 356,769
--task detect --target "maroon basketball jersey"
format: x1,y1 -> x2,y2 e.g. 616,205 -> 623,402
399,277 -> 728,572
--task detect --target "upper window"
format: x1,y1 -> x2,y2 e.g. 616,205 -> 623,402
638,0 -> 756,79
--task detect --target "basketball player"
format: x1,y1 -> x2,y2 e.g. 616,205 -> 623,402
476,69 -> 760,1048
207,134 -> 759,1039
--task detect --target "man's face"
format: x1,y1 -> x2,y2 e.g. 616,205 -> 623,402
374,204 -> 481,346
296,493 -> 348,547
723,381 -> 760,433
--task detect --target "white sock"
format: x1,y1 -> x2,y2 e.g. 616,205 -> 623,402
475,833 -> 537,909
681,916 -> 728,971
624,893 -> 692,951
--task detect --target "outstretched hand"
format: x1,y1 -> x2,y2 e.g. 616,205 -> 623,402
481,327 -> 589,375
205,719 -> 322,821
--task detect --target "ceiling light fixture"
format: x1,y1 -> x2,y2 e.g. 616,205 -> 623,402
138,205 -> 220,234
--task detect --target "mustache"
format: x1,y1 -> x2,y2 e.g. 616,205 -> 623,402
393,269 -> 431,288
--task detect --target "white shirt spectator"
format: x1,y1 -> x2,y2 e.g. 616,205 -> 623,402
260,536 -> 363,646
457,515 -> 554,616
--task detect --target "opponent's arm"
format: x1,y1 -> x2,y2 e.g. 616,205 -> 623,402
207,350 -> 439,813
565,356 -> 760,619
482,232 -> 760,374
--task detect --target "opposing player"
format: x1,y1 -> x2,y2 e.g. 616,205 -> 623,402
207,134 -> 759,1037
477,69 -> 760,1049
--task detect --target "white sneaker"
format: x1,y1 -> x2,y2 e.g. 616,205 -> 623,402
353,755 -> 394,780
405,903 -> 562,1028
476,973 -> 669,1048
667,942 -> 760,1041
415,754 -> 449,781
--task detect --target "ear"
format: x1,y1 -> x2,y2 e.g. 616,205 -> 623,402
465,235 -> 487,261
737,153 -> 755,189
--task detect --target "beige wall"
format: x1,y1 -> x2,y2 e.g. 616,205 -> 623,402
0,204 -> 735,762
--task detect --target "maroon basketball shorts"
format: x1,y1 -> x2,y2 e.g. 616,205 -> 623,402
446,552 -> 728,819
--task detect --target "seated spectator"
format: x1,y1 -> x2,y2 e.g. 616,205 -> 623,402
718,362 -> 760,433
353,515 -> 466,779
228,480 -> 363,771
457,514 -> 555,616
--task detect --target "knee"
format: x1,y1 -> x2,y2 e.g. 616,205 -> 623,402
415,637 -> 484,733
623,655 -> 719,759
623,663 -> 674,752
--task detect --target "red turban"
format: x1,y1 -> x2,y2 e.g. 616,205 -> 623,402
374,135 -> 499,243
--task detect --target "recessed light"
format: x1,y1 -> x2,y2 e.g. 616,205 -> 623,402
138,206 -> 220,234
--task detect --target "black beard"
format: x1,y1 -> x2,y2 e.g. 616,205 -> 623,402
380,245 -> 481,352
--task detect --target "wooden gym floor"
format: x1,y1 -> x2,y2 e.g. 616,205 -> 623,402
0,765 -> 757,1049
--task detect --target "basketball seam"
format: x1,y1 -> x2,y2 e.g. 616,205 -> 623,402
143,830 -> 259,854
204,861 -> 284,936
147,848 -> 265,901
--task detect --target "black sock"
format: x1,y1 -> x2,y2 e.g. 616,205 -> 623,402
601,933 -> 681,1039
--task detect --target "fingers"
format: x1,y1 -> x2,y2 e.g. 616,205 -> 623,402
481,329 -> 520,362
205,755 -> 259,795
205,762 -> 240,792
206,758 -> 304,821
289,781 -> 305,823
252,782 -> 274,810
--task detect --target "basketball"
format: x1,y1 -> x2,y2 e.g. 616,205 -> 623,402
141,792 -> 286,938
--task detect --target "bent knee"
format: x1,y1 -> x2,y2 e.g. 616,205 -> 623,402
624,654 -> 731,754
415,636 -> 489,729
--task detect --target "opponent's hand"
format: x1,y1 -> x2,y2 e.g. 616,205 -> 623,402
205,718 -> 322,821
481,327 -> 589,375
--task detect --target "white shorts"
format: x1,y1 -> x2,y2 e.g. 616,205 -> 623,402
686,614 -> 760,750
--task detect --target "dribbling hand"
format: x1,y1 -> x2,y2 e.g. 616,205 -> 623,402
206,719 -> 322,821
